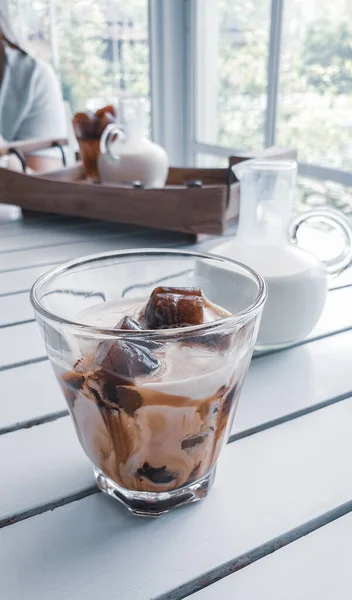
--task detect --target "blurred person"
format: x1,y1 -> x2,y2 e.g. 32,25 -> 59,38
0,10 -> 66,171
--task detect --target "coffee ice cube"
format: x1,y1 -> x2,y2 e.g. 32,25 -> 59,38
145,287 -> 204,329
116,316 -> 143,331
95,338 -> 160,383
115,316 -> 162,349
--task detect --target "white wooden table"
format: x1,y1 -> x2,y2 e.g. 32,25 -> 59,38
1,212 -> 352,600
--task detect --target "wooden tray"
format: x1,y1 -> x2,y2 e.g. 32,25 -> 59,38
0,138 -> 296,237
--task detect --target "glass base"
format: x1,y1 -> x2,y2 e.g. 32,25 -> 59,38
94,466 -> 216,517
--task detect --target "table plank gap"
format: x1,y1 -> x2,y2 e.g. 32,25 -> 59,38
0,487 -> 98,530
0,409 -> 68,436
233,329 -> 352,436
0,288 -> 35,298
229,390 -> 352,443
0,355 -> 47,373
0,319 -> 34,330
255,325 -> 352,358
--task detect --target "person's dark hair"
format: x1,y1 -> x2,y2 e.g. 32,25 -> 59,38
0,32 -> 26,54
0,10 -> 27,54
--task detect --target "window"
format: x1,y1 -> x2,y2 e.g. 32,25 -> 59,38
194,0 -> 271,152
191,0 -> 352,214
276,0 -> 352,173
9,0 -> 150,132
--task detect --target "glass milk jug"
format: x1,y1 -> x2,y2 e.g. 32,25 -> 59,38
98,98 -> 168,188
212,160 -> 352,350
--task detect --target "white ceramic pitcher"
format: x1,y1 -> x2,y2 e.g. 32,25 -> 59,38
98,98 -> 168,189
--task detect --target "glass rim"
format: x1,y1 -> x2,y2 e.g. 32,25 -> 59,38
30,248 -> 267,339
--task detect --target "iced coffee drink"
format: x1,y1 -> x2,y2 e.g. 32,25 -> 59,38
31,249 -> 266,516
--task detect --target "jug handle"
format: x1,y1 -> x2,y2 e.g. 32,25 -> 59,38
290,208 -> 352,277
99,124 -> 126,160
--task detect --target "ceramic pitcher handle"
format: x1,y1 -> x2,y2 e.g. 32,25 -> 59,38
290,208 -> 352,276
99,124 -> 126,159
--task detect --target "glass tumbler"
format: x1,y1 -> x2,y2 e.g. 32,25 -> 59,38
30,249 -> 267,517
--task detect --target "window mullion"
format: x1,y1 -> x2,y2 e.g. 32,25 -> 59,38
148,0 -> 190,166
264,0 -> 284,147
298,163 -> 352,187
48,0 -> 60,75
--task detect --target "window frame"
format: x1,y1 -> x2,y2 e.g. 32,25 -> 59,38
148,0 -> 192,166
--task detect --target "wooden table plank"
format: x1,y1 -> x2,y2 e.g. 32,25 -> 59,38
310,286 -> 352,339
189,512 -> 352,600
0,361 -> 64,432
0,220 -> 138,253
0,214 -> 82,234
0,229 -> 192,273
0,264 -> 59,296
0,231 -> 195,295
0,217 -> 91,243
0,418 -> 93,523
0,322 -> 45,368
234,327 -> 352,437
0,292 -> 34,326
331,265 -> 352,288
1,398 -> 352,599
